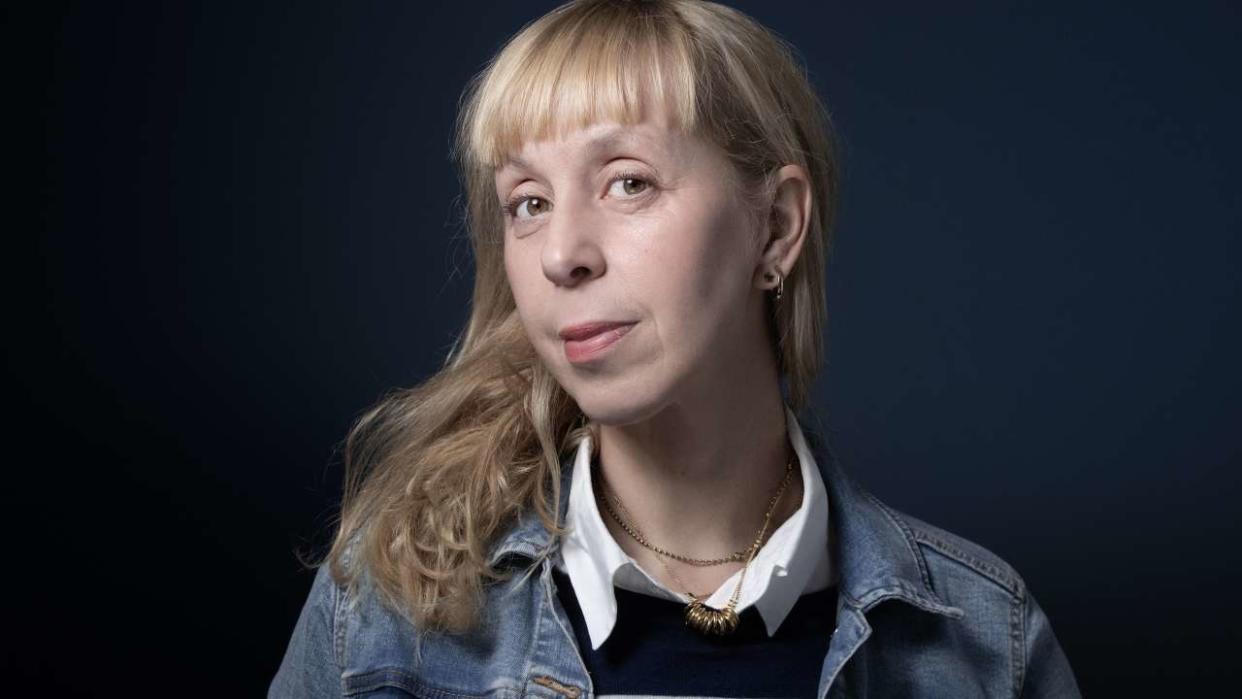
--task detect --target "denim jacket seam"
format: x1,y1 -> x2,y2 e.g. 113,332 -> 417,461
863,491 -> 937,592
515,559 -> 554,696
490,538 -> 541,568
1012,587 -> 1028,699
837,586 -> 867,620
909,529 -> 1023,598
908,530 -> 1028,698
333,538 -> 363,692
490,515 -> 563,567
847,580 -> 964,617
331,574 -> 347,691
343,668 -> 511,698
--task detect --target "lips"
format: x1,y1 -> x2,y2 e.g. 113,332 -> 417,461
558,321 -> 635,341
560,321 -> 637,364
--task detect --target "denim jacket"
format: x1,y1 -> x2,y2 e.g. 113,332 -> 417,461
271,432 -> 1081,698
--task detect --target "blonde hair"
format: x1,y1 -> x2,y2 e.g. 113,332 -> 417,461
325,0 -> 839,634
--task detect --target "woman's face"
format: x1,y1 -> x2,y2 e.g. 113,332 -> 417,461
496,116 -> 769,425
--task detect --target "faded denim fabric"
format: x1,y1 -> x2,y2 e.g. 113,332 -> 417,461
271,431 -> 1082,698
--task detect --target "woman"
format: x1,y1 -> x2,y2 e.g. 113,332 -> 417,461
271,1 -> 1081,696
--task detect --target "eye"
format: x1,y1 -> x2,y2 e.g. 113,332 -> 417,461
607,174 -> 651,199
504,195 -> 552,221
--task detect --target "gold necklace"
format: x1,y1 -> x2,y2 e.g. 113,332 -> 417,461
594,456 -> 795,636
596,474 -> 756,566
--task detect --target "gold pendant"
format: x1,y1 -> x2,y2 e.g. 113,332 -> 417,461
684,599 -> 740,636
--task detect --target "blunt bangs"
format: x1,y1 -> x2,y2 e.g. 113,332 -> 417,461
465,3 -> 700,169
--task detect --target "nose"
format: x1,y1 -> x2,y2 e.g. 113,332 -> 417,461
540,194 -> 606,288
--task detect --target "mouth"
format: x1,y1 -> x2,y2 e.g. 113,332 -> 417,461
559,321 -> 638,365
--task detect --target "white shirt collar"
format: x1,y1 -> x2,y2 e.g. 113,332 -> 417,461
556,404 -> 833,650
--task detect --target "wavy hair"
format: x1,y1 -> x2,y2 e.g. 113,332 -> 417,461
325,0 -> 839,634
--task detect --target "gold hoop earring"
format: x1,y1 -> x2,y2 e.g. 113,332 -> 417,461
773,270 -> 784,303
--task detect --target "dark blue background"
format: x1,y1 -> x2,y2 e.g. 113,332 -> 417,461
23,0 -> 1240,694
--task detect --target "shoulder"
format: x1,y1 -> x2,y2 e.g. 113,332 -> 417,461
269,563 -> 346,697
896,509 -> 1028,600
881,507 -> 1083,697
854,503 -> 1036,692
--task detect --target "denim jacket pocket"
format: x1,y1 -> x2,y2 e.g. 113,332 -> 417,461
343,667 -> 495,698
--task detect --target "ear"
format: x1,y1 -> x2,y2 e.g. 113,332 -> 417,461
752,164 -> 812,291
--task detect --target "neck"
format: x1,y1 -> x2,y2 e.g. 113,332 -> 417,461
591,357 -> 800,571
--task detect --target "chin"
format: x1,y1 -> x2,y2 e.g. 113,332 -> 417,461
553,364 -> 674,428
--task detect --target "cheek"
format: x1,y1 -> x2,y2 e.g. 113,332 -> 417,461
646,206 -> 755,317
614,208 -> 756,380
504,240 -> 540,297
502,246 -> 520,298
503,244 -> 545,336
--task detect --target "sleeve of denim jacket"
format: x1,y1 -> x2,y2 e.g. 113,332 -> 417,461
268,565 -> 343,698
1019,586 -> 1083,698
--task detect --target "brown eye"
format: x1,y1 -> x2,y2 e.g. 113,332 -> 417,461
608,176 -> 651,198
513,196 -> 550,220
